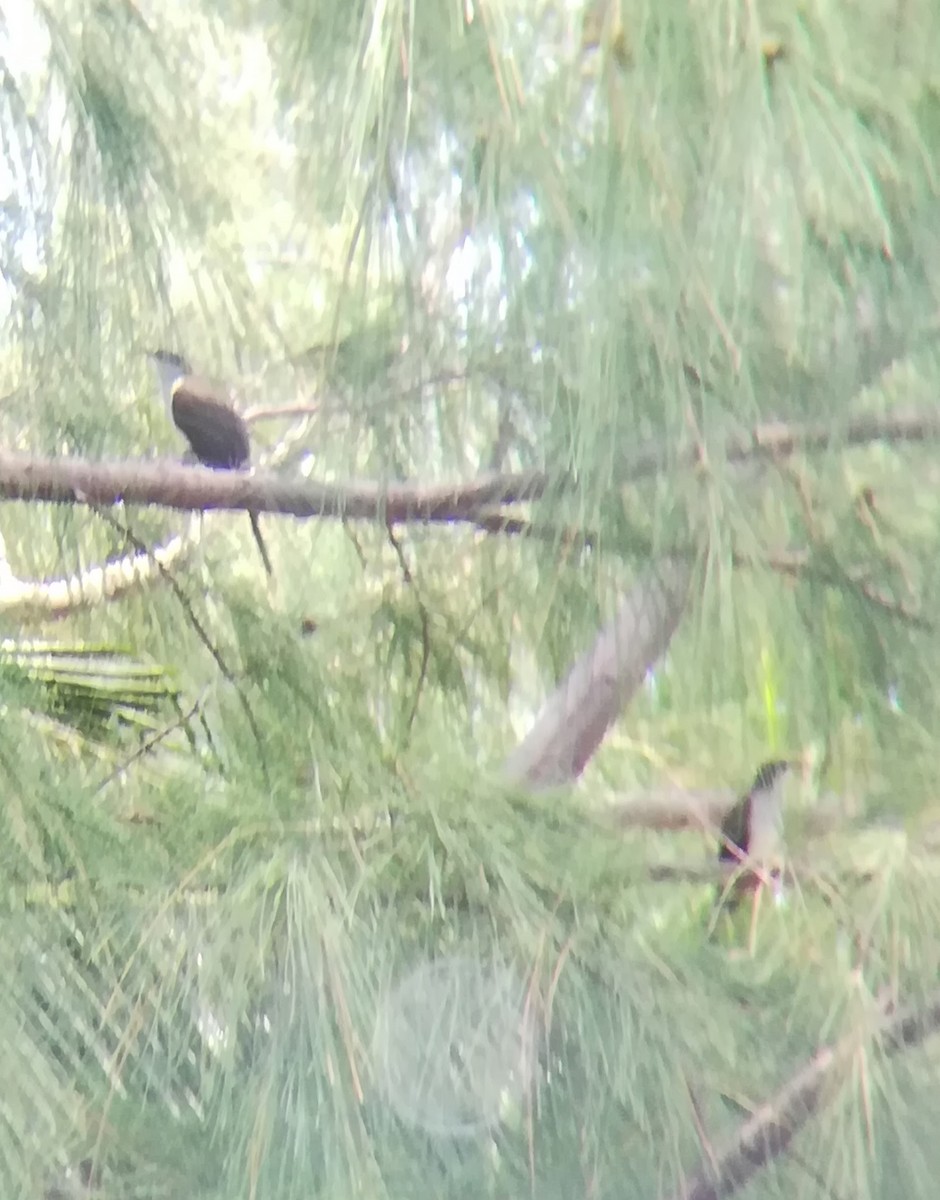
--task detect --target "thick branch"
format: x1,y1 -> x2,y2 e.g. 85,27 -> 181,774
0,519 -> 200,621
0,453 -> 544,522
670,986 -> 940,1200
604,788 -> 735,831
504,562 -> 691,787
1,408 -> 938,523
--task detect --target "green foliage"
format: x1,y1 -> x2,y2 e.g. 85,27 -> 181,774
0,639 -> 180,735
1,0 -> 940,1197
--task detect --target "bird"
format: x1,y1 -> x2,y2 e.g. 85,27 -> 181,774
715,759 -> 793,945
719,759 -> 791,872
147,350 -> 273,576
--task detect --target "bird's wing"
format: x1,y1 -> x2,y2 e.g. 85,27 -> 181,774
172,379 -> 251,470
718,799 -> 748,861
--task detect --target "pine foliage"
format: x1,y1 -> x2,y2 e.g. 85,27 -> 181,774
0,1 -> 939,1198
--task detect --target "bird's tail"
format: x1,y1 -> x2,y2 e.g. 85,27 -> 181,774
248,511 -> 274,576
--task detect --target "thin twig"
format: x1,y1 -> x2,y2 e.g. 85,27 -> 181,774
96,511 -> 270,785
91,689 -> 208,799
245,402 -> 320,422
764,550 -> 931,629
385,522 -> 431,737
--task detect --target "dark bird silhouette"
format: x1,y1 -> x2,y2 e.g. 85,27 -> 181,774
715,760 -> 792,944
148,350 -> 272,575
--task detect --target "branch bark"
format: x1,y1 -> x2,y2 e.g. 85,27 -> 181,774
504,562 -> 691,788
0,518 -> 200,621
637,408 -> 940,479
1,407 -> 938,523
0,452 -> 543,521
669,986 -> 940,1200
603,788 -> 735,831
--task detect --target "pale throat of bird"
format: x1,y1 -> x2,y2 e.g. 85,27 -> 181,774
746,773 -> 786,860
149,351 -> 192,409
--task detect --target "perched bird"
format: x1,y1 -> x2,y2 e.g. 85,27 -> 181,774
719,760 -> 791,871
715,760 -> 792,941
148,350 -> 273,575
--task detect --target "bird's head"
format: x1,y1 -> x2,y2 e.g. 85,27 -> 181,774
147,349 -> 192,406
750,759 -> 792,793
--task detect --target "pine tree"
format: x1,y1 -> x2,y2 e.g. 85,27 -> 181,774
1,1 -> 940,1197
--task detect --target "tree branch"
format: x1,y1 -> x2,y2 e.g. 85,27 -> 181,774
764,550 -> 931,629
2,407 -> 938,525
603,788 -> 735,831
503,561 -> 691,787
618,408 -> 940,482
0,452 -> 544,522
0,517 -> 200,621
669,986 -> 940,1200
604,785 -> 856,836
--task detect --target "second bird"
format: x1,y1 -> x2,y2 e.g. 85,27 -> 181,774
717,758 -> 792,912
